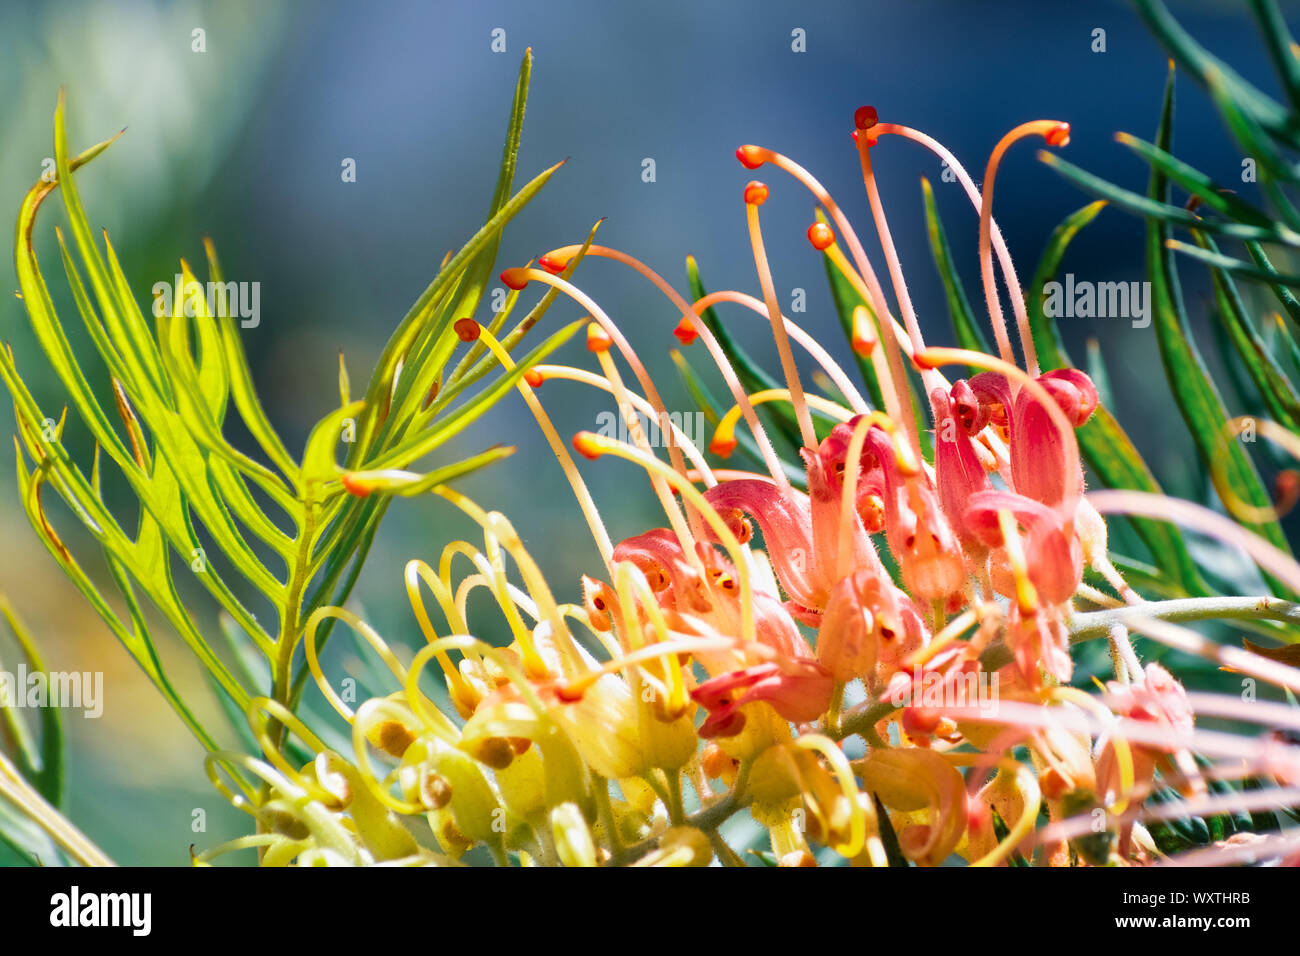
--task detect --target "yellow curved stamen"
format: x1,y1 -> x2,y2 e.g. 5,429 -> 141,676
969,761 -> 1042,867
203,751 -> 300,817
998,508 -> 1039,615
429,488 -> 560,679
472,328 -> 616,573
304,605 -> 409,722
246,696 -> 337,800
711,388 -> 853,458
351,698 -> 431,815
905,608 -> 980,669
405,559 -> 478,712
614,561 -> 690,715
795,734 -> 867,859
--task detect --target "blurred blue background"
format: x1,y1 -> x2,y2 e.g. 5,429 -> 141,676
0,0 -> 1293,863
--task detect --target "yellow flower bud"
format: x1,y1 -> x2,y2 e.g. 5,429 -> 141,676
551,801 -> 598,867
632,826 -> 713,867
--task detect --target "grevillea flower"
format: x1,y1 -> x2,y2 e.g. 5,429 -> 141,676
194,103 -> 1300,869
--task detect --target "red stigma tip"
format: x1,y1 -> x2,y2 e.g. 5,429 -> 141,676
500,267 -> 530,290
538,253 -> 566,275
454,318 -> 480,342
854,105 -> 879,130
736,145 -> 764,170
673,318 -> 699,346
743,180 -> 769,206
524,368 -> 545,388
807,222 -> 835,250
1045,122 -> 1070,148
554,682 -> 584,703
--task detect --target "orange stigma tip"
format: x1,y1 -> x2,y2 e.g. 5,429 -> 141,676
912,350 -> 939,370
807,221 -> 835,250
500,267 -> 530,290
743,180 -> 769,205
854,105 -> 879,130
736,145 -> 764,169
538,253 -> 567,274
708,437 -> 737,458
586,322 -> 613,353
673,318 -> 699,346
523,368 -> 545,388
850,306 -> 876,355
572,431 -> 603,460
454,318 -> 480,342
1045,123 -> 1070,147
341,473 -> 372,497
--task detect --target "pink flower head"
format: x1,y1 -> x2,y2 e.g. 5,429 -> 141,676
612,528 -> 807,663
929,381 -> 994,553
691,658 -> 834,738
967,368 -> 1098,515
963,489 -> 1083,608
703,459 -> 884,625
817,568 -> 929,689
838,421 -> 967,605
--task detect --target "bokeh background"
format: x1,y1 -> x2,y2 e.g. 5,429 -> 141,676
0,0 -> 1294,864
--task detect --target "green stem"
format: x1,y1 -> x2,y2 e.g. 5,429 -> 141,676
979,595 -> 1300,672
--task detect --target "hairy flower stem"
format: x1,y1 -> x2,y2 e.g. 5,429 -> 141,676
1070,596 -> 1300,638
975,596 -> 1300,673
0,751 -> 114,866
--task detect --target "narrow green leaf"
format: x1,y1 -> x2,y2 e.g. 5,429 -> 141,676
922,177 -> 990,374
1026,197 -> 1206,596
0,599 -> 62,805
445,48 -> 532,324
356,157 -> 566,457
1190,230 -> 1300,433
1040,151 -> 1289,245
1143,67 -> 1293,592
1133,0 -> 1297,148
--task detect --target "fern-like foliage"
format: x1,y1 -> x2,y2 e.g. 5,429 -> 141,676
0,51 -> 578,768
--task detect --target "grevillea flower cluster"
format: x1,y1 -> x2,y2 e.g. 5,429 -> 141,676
198,107 -> 1300,868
